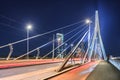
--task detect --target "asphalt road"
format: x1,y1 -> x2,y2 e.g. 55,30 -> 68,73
86,61 -> 120,80
50,62 -> 98,80
0,62 -> 61,78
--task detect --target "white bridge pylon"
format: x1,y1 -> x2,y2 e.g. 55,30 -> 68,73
86,10 -> 107,61
83,10 -> 107,63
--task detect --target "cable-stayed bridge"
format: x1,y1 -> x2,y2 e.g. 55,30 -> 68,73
0,10 -> 120,80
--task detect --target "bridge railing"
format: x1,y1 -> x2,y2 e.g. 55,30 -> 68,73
109,58 -> 120,71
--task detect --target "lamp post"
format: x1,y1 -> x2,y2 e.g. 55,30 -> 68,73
52,34 -> 55,60
65,43 -> 68,56
86,19 -> 92,48
26,24 -> 32,59
70,44 -> 74,64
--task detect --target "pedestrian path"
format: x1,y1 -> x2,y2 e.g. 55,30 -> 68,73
86,61 -> 120,80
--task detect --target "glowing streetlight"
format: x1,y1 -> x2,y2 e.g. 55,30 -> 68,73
86,19 -> 91,24
65,43 -> 68,46
26,24 -> 32,30
26,24 -> 32,59
71,44 -> 73,47
71,44 -> 74,51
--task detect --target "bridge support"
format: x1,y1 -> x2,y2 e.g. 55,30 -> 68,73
36,48 -> 40,59
87,10 -> 107,61
57,31 -> 88,72
6,44 -> 13,60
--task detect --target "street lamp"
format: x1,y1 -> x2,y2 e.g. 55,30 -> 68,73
70,44 -> 74,51
65,43 -> 68,46
86,19 -> 91,24
85,19 -> 92,48
26,24 -> 32,59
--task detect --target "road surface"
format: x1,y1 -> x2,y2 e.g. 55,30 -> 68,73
0,59 -> 63,69
0,59 -> 82,80
49,61 -> 98,80
0,62 -> 62,79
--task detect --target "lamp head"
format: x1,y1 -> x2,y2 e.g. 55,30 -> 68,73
85,19 -> 91,24
26,24 -> 32,30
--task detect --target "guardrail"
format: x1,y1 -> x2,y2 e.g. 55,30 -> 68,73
109,59 -> 120,71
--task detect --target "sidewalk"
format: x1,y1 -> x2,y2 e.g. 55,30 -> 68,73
86,61 -> 120,80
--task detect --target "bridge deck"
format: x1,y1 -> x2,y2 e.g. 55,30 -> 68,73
0,59 -> 64,69
86,61 -> 120,80
0,58 -> 80,69
49,61 -> 98,80
49,61 -> 120,80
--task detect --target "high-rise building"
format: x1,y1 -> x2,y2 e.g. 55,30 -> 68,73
56,33 -> 64,58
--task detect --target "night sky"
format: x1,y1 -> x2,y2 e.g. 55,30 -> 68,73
0,0 -> 120,57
